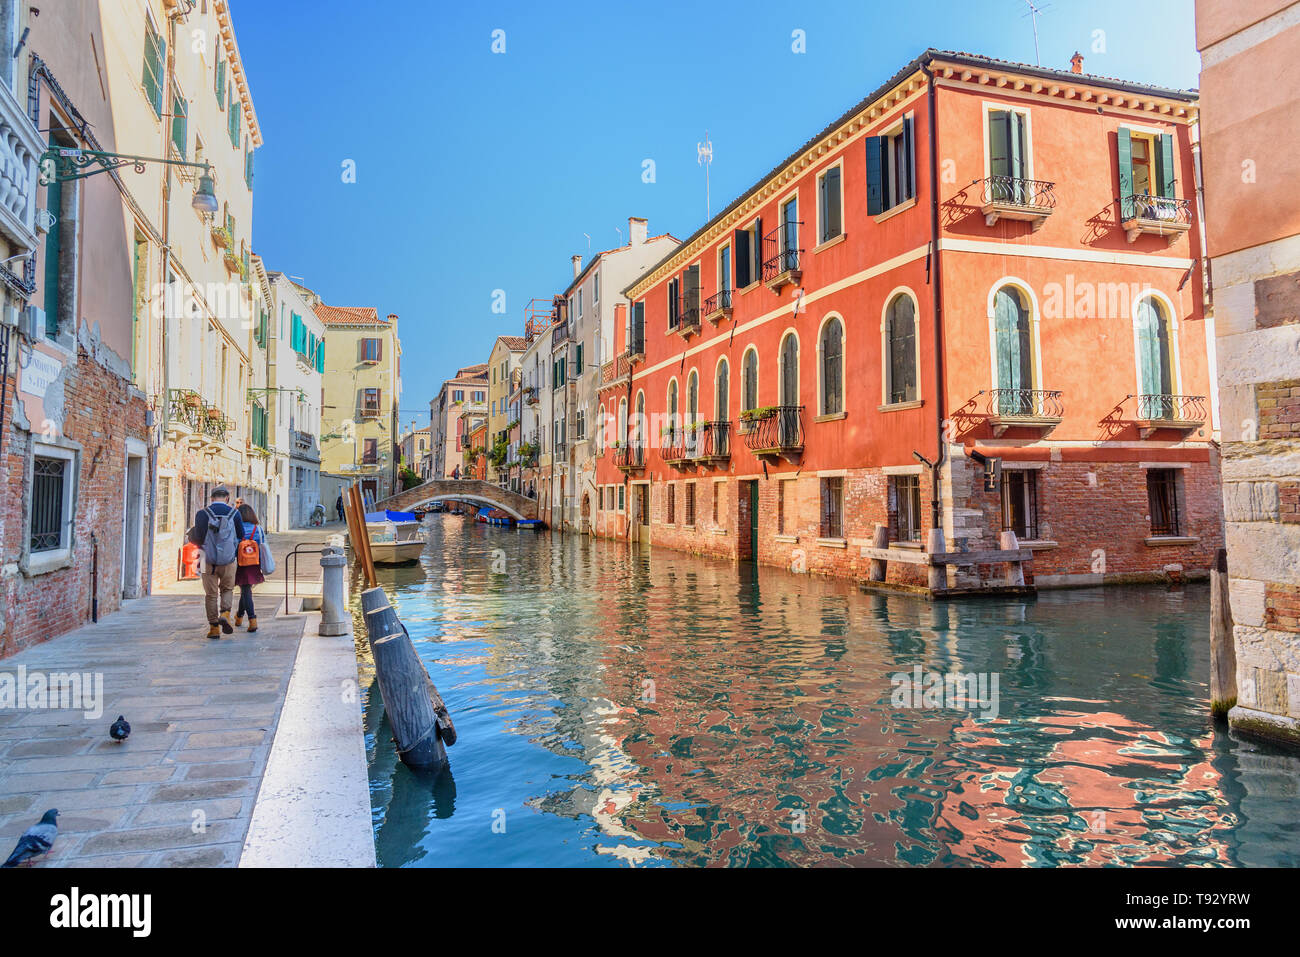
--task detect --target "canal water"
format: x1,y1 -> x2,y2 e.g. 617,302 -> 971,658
357,513 -> 1300,867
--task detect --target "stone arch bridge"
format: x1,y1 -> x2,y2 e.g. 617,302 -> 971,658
374,479 -> 539,521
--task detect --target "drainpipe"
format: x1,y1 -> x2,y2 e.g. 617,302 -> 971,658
1189,115 -> 1220,437
921,60 -> 948,530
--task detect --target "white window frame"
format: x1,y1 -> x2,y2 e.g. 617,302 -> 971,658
815,158 -> 846,246
985,277 -> 1044,394
880,286 -> 923,407
25,440 -> 79,576
981,101 -> 1036,183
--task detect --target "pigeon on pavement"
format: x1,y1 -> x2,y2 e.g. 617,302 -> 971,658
109,715 -> 131,743
2,809 -> 58,867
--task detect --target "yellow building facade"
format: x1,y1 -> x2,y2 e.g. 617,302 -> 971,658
318,305 -> 402,507
486,335 -> 526,485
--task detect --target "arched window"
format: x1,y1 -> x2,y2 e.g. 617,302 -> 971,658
820,317 -> 843,415
687,370 -> 699,424
993,284 -> 1033,414
742,349 -> 758,411
779,333 -> 799,406
667,379 -> 679,442
885,294 -> 916,404
716,359 -> 730,421
617,397 -> 628,447
1136,296 -> 1174,418
635,392 -> 645,449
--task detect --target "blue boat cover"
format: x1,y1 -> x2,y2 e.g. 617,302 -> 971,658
365,509 -> 420,523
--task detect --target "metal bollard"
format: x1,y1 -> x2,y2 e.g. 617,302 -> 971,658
319,546 -> 349,637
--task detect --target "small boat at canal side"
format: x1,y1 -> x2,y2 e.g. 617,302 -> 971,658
356,509 -> 427,565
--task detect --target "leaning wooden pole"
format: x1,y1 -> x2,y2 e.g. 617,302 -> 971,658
361,586 -> 456,770
1210,547 -> 1237,718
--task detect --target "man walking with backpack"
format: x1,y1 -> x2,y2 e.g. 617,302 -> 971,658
188,487 -> 246,639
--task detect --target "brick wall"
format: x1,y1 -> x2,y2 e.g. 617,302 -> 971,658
1,347 -> 148,658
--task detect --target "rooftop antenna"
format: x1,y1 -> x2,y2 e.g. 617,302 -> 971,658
697,130 -> 713,219
1021,0 -> 1050,67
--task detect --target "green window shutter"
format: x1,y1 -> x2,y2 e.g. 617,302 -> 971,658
575,342 -> 583,374
1136,298 -> 1172,401
215,56 -> 226,104
994,288 -> 1031,410
1009,111 -> 1026,180
865,136 -> 883,215
229,88 -> 241,147
752,217 -> 763,278
245,147 -> 255,189
43,173 -> 61,337
171,93 -> 187,157
902,117 -> 915,199
1157,133 -> 1176,199
988,110 -> 1010,179
142,26 -> 164,116
317,341 -> 325,373
1117,127 -> 1133,217
734,227 -> 750,287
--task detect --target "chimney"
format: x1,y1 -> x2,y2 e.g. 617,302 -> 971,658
386,313 -> 398,322
571,254 -> 582,278
1070,52 -> 1084,75
628,217 -> 648,246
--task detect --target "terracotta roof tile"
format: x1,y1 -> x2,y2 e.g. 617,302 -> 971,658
314,304 -> 385,326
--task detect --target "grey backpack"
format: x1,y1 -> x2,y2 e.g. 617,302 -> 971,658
202,506 -> 239,566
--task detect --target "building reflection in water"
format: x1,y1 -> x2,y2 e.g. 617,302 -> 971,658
360,515 -> 1300,867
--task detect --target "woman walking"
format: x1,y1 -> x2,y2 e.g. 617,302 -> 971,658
234,503 -> 266,633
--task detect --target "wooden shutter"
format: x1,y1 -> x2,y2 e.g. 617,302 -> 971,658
685,264 -> 700,315
43,173 -> 61,335
822,167 -> 841,241
734,228 -> 750,287
752,218 -> 763,279
1157,133 -> 1176,198
865,136 -> 883,215
1010,111 -> 1026,180
902,117 -> 915,200
1117,127 -> 1133,217
215,56 -> 226,102
171,93 -> 187,157
631,301 -> 644,353
988,111 -> 1010,179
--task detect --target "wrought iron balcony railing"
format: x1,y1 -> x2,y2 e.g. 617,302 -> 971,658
979,176 -> 1058,210
741,406 -> 804,455
1132,393 -> 1207,423
761,224 -> 803,285
703,289 -> 733,322
1121,193 -> 1191,225
985,389 -> 1064,419
675,294 -> 701,335
614,445 -> 645,472
696,420 -> 731,461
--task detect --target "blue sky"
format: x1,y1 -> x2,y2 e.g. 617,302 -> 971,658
232,0 -> 1200,430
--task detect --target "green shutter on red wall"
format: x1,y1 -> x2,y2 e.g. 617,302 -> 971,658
1157,133 -> 1176,199
1117,127 -> 1134,217
865,136 -> 883,215
734,228 -> 750,287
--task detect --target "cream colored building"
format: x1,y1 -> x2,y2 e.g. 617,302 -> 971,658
319,305 -> 401,507
486,335 -> 526,486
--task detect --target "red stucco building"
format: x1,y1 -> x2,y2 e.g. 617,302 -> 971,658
593,49 -> 1222,589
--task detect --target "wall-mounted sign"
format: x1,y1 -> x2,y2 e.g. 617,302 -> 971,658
19,350 -> 63,400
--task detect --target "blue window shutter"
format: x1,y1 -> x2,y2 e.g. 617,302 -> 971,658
865,136 -> 883,215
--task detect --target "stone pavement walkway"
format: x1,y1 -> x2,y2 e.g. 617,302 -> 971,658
0,525 -> 359,867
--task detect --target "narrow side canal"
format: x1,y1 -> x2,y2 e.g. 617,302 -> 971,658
355,513 -> 1300,867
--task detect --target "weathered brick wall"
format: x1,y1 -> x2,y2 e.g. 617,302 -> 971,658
0,348 -> 148,658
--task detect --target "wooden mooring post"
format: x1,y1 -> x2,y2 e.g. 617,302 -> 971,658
358,580 -> 457,769
1210,547 -> 1237,718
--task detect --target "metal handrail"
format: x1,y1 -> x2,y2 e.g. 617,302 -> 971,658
284,541 -> 331,604
979,175 -> 1057,209
615,445 -> 644,470
703,289 -> 733,315
697,420 -> 731,460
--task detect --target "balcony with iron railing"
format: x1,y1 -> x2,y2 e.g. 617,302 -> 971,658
978,176 -> 1057,230
662,428 -> 699,468
740,406 -> 804,461
1129,393 -> 1207,438
164,389 -> 235,447
672,294 -> 701,339
761,224 -> 803,291
0,80 -> 42,253
980,389 -> 1064,437
1119,192 -> 1192,244
703,289 -> 733,324
615,444 -> 645,473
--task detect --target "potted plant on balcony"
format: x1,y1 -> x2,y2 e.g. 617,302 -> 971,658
211,225 -> 232,249
183,390 -> 202,409
223,250 -> 241,273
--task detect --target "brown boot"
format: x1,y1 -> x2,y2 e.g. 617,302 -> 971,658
247,617 -> 258,633
207,623 -> 221,639
233,613 -> 244,627
219,613 -> 234,634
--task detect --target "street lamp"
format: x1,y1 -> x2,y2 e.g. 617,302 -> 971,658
40,147 -> 218,214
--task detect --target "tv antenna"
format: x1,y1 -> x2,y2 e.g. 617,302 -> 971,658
1021,0 -> 1050,67
697,130 -> 713,219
